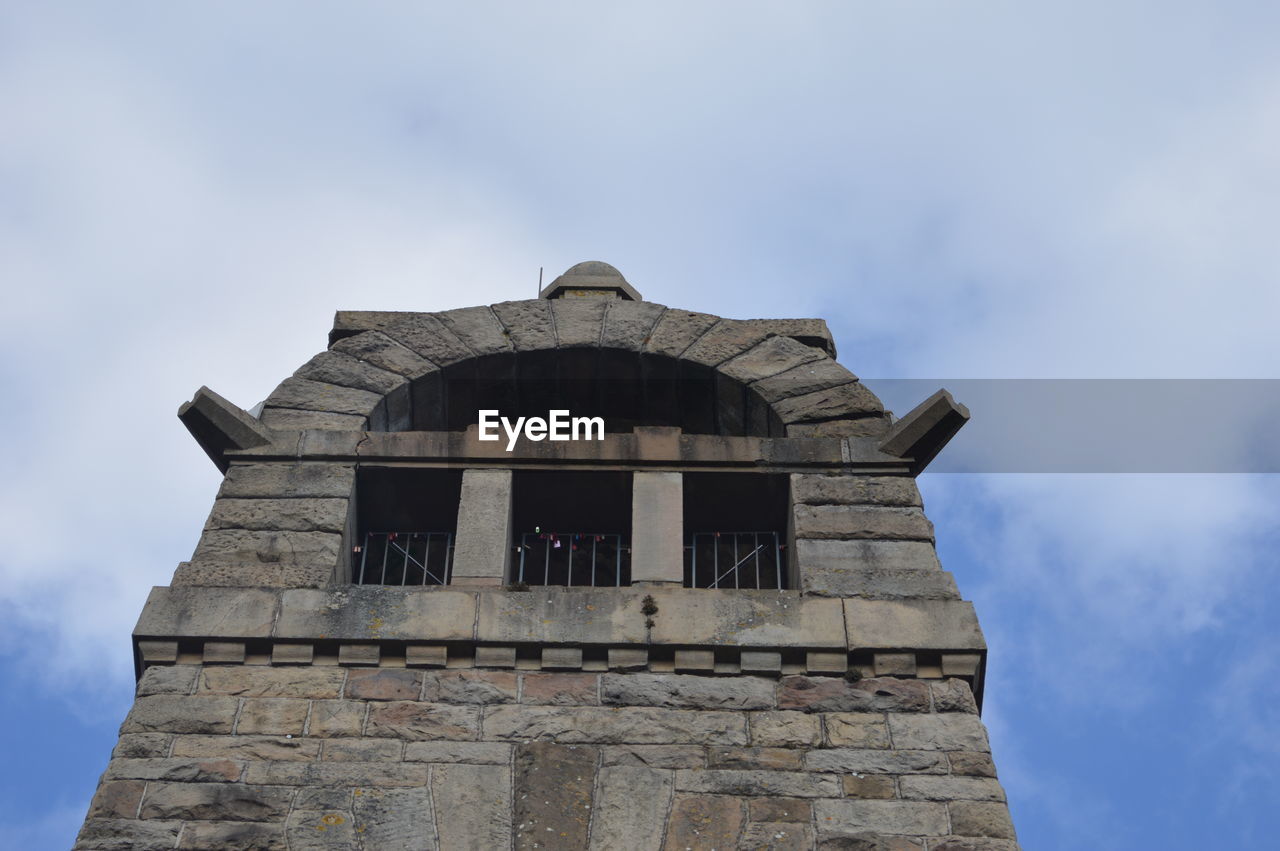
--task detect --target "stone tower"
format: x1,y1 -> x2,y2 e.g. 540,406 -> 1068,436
77,263 -> 1018,850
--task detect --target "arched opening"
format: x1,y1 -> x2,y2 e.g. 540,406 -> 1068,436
405,349 -> 786,437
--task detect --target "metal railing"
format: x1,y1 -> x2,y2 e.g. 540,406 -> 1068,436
354,531 -> 454,586
686,531 -> 785,589
517,532 -> 629,587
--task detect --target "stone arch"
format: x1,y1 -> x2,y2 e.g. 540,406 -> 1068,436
257,299 -> 887,437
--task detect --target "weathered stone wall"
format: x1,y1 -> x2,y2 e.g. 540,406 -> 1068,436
79,665 -> 1015,850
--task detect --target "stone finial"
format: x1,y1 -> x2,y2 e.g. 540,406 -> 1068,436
540,261 -> 642,301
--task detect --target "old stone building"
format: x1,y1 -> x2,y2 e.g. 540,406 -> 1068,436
77,262 -> 1018,849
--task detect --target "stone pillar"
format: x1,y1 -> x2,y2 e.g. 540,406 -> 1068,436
630,472 -> 683,585
451,468 -> 513,586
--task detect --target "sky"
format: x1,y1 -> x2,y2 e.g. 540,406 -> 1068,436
2,2 -> 1279,847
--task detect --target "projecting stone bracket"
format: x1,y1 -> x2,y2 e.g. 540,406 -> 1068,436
878,388 -> 971,475
178,386 -> 274,472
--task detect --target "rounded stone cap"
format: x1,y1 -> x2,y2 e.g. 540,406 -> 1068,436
541,260 -> 642,301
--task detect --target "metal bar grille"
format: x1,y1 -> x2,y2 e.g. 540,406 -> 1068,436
354,532 -> 454,585
517,532 -> 629,587
686,531 -> 785,589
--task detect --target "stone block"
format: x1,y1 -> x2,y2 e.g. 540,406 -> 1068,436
773,382 -> 883,422
878,388 -> 970,475
900,775 -> 1006,802
171,558 -> 334,589
137,641 -> 178,664
364,701 -> 481,741
114,733 -> 173,759
589,765 -> 672,851
740,822 -> 815,851
816,837 -> 924,851
422,670 -> 518,704
199,666 -> 346,698
796,538 -> 941,574
452,468 -> 513,585
813,800 -> 949,837
948,801 -> 1018,839
681,320 -> 771,368
541,646 -> 584,670
791,474 -> 922,507
874,652 -> 917,677
137,665 -> 198,697
350,787 -> 436,850
321,738 -> 404,761
643,308 -> 719,359
803,565 -> 962,600
188,528 -> 341,569
122,695 -> 239,734
271,643 -> 314,665
601,673 -> 774,710
932,679 -> 979,713
483,705 -> 748,745
550,296 -> 609,347
475,645 -> 517,668
265,376 -> 382,415
707,746 -> 804,771
672,650 -> 715,672
646,590 -> 846,648
794,506 -> 934,541
202,641 -> 246,664
431,764 -> 512,851
338,643 -> 380,666
942,654 -> 983,678
180,821 -> 286,849
274,587 -> 477,641
204,498 -> 348,533
778,676 -> 930,713
305,700 -> 367,737
740,650 -> 783,674
751,358 -> 859,403
138,781 -> 293,821
521,672 -> 599,705
404,741 -> 513,764
435,305 -> 513,356
87,780 -> 145,819
600,745 -> 706,768
675,769 -> 840,797
406,645 -> 448,668
749,797 -> 813,823
294,349 -> 408,395
135,586 -> 279,639
379,311 -> 475,366
104,757 -> 243,783
172,735 -> 321,762
825,713 -> 891,748
609,647 -> 649,670
345,668 -> 423,701
477,588 -> 649,645
329,330 -> 436,379
844,599 -> 986,651
663,794 -> 745,850
514,742 -> 598,850
843,774 -> 896,798
258,407 -> 367,430
242,760 -> 431,787
631,472 -> 683,583
491,299 -> 556,351
804,748 -> 949,775
749,711 -> 823,747
235,698 -> 309,735
808,651 -> 849,674
599,299 -> 666,350
887,714 -> 992,751
75,819 -> 182,851
720,335 -> 826,384
948,751 -> 998,778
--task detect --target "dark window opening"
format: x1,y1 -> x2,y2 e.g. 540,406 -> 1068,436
683,473 -> 790,589
353,468 -> 461,585
410,349 -> 784,437
512,471 -> 632,586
